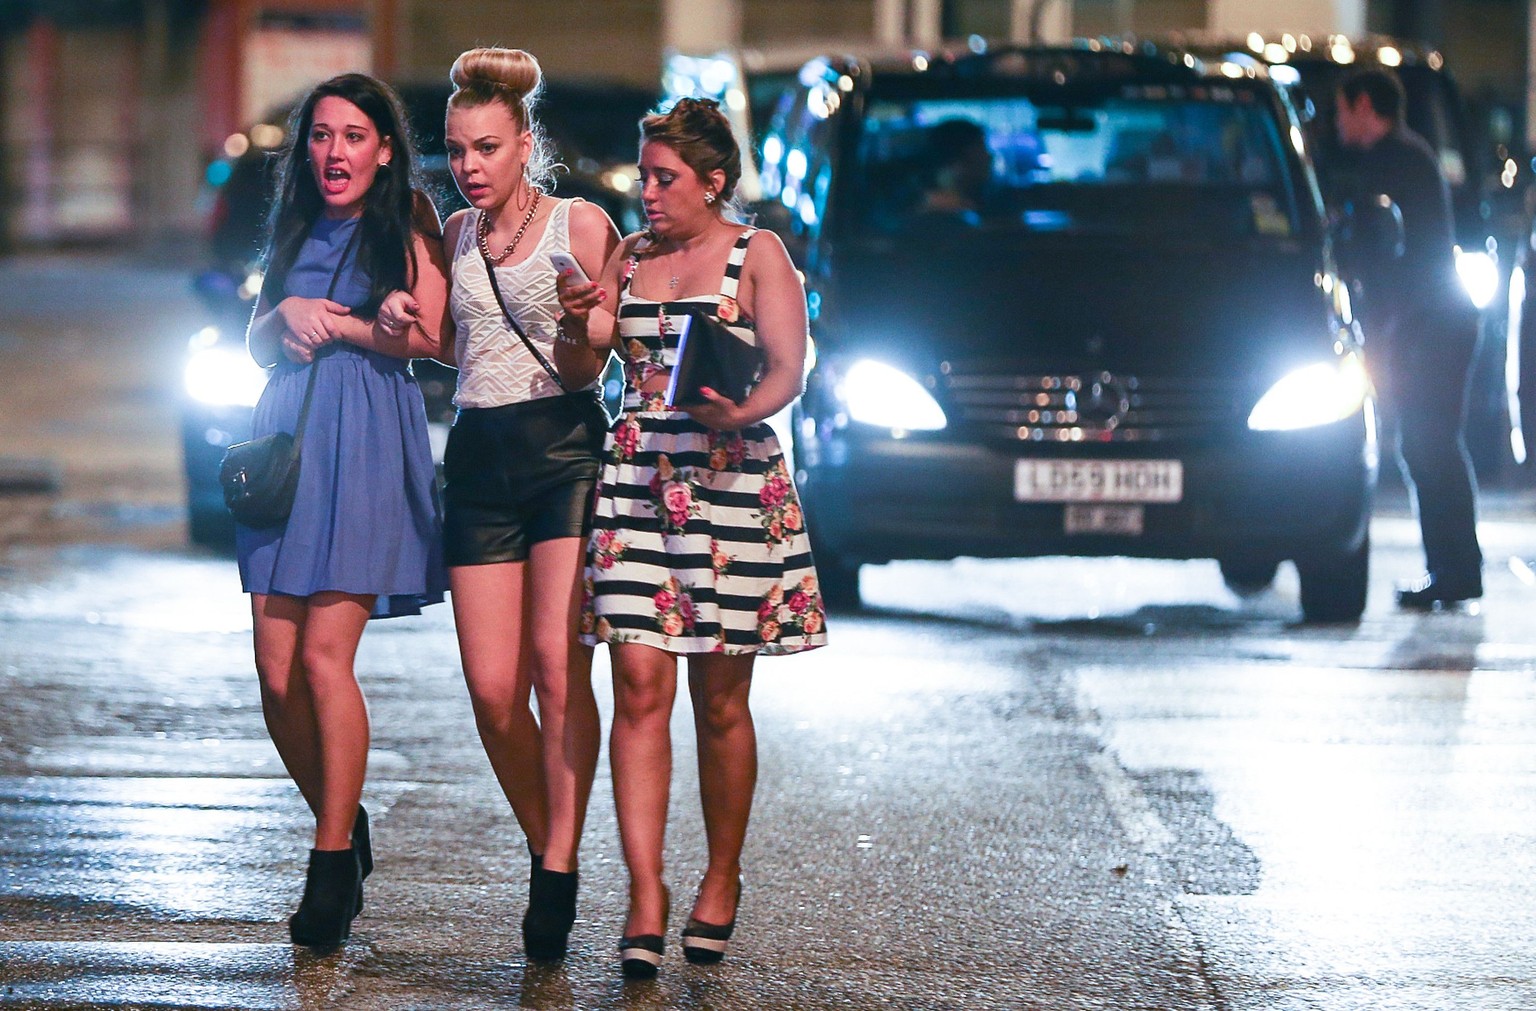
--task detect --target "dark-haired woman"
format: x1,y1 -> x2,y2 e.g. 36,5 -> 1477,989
557,97 -> 828,977
240,72 -> 450,950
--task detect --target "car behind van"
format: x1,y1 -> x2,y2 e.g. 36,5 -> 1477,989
750,43 -> 1379,621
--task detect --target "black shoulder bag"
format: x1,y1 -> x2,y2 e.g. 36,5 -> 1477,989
483,253 -> 626,428
218,225 -> 358,529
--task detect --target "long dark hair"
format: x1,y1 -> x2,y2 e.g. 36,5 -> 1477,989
263,73 -> 424,316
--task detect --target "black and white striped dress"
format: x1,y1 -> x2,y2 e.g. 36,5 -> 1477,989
579,229 -> 828,656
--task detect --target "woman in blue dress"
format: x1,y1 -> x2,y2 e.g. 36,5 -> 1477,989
239,73 -> 450,950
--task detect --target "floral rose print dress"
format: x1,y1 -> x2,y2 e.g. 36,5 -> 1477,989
580,229 -> 828,655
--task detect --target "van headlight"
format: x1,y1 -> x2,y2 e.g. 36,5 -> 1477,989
183,328 -> 268,407
839,359 -> 947,433
1247,354 -> 1369,431
1455,247 -> 1498,310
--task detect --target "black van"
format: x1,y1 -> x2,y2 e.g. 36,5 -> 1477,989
750,43 -> 1379,621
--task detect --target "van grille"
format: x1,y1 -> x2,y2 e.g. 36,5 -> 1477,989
940,369 -> 1252,443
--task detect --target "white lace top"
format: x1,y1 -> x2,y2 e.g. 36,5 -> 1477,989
449,199 -> 577,409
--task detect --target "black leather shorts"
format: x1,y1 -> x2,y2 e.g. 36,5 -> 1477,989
442,394 -> 605,566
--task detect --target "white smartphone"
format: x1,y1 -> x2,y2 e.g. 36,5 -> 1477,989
548,251 -> 591,286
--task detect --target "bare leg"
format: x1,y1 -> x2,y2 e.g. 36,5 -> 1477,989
451,562 -> 549,853
686,654 -> 756,925
610,642 -> 678,935
523,536 -> 601,873
296,591 -> 374,851
252,593 -> 322,816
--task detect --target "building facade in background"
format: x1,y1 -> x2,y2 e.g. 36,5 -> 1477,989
0,0 -> 1525,249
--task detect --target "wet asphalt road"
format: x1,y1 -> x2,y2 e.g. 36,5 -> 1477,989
2,253 -> 1536,1008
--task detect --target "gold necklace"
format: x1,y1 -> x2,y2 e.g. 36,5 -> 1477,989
478,189 -> 542,265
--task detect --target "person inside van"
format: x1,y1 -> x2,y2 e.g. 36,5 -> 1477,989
919,118 -> 996,219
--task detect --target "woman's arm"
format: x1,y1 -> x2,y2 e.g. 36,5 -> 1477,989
556,231 -> 636,358
550,199 -> 622,388
246,291 -> 354,367
331,198 -> 453,361
686,229 -> 808,431
431,210 -> 471,367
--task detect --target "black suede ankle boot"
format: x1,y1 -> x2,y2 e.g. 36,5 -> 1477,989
350,806 -> 372,917
352,806 -> 373,879
288,848 -> 362,951
523,865 -> 578,961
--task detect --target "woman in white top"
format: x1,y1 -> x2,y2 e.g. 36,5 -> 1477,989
431,46 -> 619,961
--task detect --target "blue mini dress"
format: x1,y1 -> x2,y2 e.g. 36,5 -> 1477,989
236,215 -> 447,618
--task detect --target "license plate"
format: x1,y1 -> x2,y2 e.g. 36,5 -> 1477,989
1014,459 -> 1183,503
1064,503 -> 1144,535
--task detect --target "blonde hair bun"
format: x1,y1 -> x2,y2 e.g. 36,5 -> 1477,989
449,47 -> 542,101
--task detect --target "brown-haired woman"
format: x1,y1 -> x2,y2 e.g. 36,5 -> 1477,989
557,97 -> 828,977
432,46 -> 619,961
241,72 -> 450,951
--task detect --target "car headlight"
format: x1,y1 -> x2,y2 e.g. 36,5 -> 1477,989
184,328 -> 268,408
838,359 -> 947,432
1455,247 -> 1498,310
1247,354 -> 1370,431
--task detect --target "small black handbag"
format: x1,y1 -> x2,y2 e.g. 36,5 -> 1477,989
219,226 -> 354,529
219,364 -> 319,528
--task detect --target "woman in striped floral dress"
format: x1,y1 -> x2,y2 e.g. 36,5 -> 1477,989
554,97 -> 827,977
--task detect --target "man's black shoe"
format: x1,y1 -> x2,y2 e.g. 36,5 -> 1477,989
1394,574 -> 1482,610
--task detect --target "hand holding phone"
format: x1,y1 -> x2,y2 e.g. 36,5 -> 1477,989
548,251 -> 591,286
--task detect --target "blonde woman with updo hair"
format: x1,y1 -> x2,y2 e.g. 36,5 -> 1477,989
427,45 -> 620,962
557,97 -> 828,978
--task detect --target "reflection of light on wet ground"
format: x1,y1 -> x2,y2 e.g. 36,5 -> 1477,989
24,738 -> 286,777
0,941 -> 336,1009
1080,655 -> 1536,1004
0,777 -> 301,921
863,554 -> 1246,625
0,548 -> 251,633
1509,555 -> 1536,586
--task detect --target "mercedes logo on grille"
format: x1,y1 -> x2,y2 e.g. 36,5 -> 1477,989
1067,372 -> 1132,430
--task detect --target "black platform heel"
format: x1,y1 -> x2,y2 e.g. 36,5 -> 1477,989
681,876 -> 741,964
619,934 -> 665,979
523,865 -> 578,961
288,848 -> 362,951
351,806 -> 372,917
619,885 -> 669,979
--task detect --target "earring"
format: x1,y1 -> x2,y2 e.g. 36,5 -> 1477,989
704,191 -> 716,206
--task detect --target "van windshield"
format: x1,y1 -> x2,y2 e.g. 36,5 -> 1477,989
848,85 -> 1303,240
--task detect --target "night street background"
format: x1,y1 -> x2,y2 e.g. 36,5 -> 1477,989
0,252 -> 1534,1008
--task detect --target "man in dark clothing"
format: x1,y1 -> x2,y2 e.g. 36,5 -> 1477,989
1329,67 -> 1483,609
